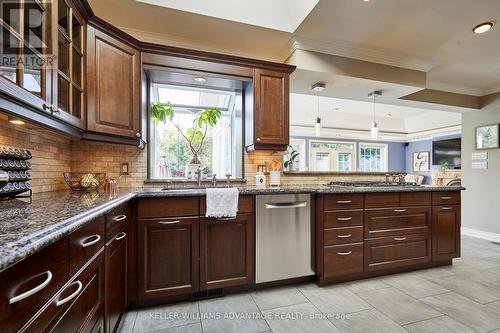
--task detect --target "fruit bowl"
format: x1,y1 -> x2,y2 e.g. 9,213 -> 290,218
63,172 -> 106,191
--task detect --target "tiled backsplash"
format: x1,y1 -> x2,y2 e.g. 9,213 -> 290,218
2,122 -> 387,193
0,121 -> 72,193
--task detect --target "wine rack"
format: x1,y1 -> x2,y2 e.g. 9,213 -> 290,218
0,145 -> 32,199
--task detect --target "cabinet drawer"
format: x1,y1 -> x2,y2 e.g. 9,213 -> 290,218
138,197 -> 199,218
324,194 -> 364,211
200,195 -> 253,215
70,216 -> 105,276
324,226 -> 364,246
400,192 -> 431,207
21,252 -> 104,333
324,243 -> 363,277
364,233 -> 431,272
365,193 -> 400,209
324,210 -> 363,228
432,191 -> 460,206
365,207 -> 431,238
0,238 -> 69,333
106,203 -> 132,241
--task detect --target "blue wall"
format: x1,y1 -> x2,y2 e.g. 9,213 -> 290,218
405,134 -> 461,184
291,136 -> 406,172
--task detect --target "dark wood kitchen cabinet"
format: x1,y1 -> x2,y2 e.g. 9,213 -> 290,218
86,25 -> 141,139
432,205 -> 461,261
200,214 -> 254,290
0,0 -> 86,129
138,217 -> 199,299
105,230 -> 127,333
245,68 -> 290,151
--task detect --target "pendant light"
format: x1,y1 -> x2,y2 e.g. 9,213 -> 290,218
368,90 -> 382,140
312,83 -> 326,137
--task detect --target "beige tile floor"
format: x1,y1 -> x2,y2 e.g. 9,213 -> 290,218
120,235 -> 500,333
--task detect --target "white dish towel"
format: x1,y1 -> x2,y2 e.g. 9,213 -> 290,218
205,187 -> 239,218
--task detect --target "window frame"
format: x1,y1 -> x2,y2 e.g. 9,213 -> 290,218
148,82 -> 242,180
358,142 -> 389,172
308,139 -> 357,172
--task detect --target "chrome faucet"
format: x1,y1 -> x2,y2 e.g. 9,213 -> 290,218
225,173 -> 232,187
196,166 -> 204,187
211,174 -> 217,187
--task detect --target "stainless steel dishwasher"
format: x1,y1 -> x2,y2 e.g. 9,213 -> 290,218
256,194 -> 314,283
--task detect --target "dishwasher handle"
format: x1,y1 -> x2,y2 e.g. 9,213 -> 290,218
265,201 -> 308,209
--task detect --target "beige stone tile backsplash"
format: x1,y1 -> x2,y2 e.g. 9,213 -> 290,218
0,122 -> 72,193
2,123 -> 385,194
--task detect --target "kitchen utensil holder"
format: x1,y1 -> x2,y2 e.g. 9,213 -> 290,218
0,145 -> 33,200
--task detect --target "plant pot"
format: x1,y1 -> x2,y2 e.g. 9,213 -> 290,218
186,163 -> 201,180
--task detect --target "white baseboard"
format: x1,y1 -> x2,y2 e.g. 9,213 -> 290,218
461,227 -> 500,243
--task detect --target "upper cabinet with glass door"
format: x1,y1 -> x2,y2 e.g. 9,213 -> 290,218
55,0 -> 85,128
0,0 -> 53,110
0,0 -> 85,129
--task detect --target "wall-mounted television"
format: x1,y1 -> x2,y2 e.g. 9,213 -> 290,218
432,138 -> 461,168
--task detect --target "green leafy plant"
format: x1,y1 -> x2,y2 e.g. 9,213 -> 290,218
151,102 -> 221,164
284,145 -> 300,170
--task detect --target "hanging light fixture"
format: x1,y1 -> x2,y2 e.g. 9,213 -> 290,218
368,90 -> 382,140
312,82 -> 326,137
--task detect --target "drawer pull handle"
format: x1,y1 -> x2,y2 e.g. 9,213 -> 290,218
394,209 -> 407,213
441,207 -> 453,210
441,196 -> 452,200
394,237 -> 407,241
337,200 -> 352,204
56,281 -> 83,307
337,217 -> 353,221
113,214 -> 127,222
218,216 -> 237,221
115,232 -> 127,241
9,271 -> 53,304
337,234 -> 352,238
81,234 -> 101,248
158,220 -> 181,225
337,251 -> 352,256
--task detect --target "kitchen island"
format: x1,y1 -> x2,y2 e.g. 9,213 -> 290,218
0,185 -> 463,333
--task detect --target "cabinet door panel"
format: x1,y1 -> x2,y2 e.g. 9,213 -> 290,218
87,26 -> 140,138
432,205 -> 460,261
253,68 -> 289,146
365,207 -> 431,238
200,214 -> 254,290
364,233 -> 431,272
139,217 -> 199,298
105,230 -> 128,333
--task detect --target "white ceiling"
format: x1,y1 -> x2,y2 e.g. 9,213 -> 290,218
90,0 -> 500,97
290,93 -> 462,140
135,0 -> 319,33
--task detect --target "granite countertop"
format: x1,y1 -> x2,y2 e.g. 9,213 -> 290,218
0,185 -> 464,272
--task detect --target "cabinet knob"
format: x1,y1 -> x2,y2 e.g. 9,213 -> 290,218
136,132 -> 142,138
256,137 -> 261,143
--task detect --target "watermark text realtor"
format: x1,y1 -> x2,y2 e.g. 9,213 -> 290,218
1,1 -> 55,67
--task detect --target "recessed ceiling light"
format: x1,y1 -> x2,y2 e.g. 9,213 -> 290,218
194,77 -> 206,83
363,0 -> 370,2
9,119 -> 25,125
385,113 -> 392,118
473,21 -> 494,34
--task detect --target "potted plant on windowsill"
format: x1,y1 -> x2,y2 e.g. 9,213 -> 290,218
284,145 -> 300,172
151,102 -> 221,179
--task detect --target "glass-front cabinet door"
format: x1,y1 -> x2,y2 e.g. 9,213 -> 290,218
0,0 -> 85,129
0,0 -> 53,109
54,0 -> 84,128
